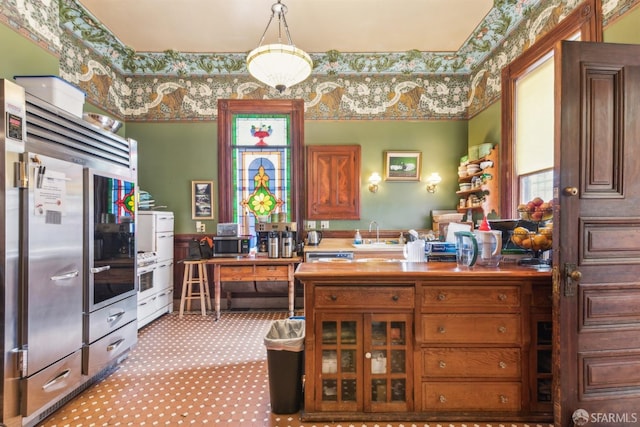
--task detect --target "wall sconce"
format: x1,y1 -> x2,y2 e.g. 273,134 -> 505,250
368,172 -> 382,193
426,172 -> 442,193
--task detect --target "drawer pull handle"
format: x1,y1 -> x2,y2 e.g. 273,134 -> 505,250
438,326 -> 446,334
42,369 -> 71,390
392,295 -> 399,301
498,293 -> 507,301
365,352 -> 372,359
498,326 -> 507,334
107,338 -> 125,352
330,295 -> 338,301
438,360 -> 446,368
499,361 -> 507,369
106,310 -> 125,323
500,395 -> 508,404
439,394 -> 446,403
437,293 -> 446,301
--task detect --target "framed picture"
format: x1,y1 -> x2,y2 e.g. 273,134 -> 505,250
384,151 -> 422,181
191,180 -> 214,219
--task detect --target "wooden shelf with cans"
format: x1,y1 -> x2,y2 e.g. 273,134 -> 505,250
456,145 -> 499,220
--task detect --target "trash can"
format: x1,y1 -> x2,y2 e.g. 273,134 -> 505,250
264,318 -> 305,414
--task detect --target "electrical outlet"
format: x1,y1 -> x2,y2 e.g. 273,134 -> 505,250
196,221 -> 205,233
321,221 -> 330,229
306,220 -> 316,230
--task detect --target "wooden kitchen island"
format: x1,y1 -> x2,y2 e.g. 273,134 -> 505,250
295,261 -> 553,422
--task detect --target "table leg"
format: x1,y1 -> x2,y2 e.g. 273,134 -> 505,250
214,264 -> 221,321
288,264 -> 294,317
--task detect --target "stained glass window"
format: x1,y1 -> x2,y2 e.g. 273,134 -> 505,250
95,175 -> 136,221
231,114 -> 292,241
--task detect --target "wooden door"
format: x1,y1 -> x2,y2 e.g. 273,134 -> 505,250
556,40 -> 640,427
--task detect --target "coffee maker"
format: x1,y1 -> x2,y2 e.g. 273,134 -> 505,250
256,221 -> 297,257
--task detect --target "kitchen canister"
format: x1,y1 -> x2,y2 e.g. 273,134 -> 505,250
268,231 -> 280,258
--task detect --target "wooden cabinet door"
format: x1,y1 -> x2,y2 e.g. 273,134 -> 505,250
306,145 -> 360,220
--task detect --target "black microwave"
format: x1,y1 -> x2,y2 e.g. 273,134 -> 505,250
212,236 -> 251,257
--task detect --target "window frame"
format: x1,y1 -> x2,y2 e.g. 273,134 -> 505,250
217,99 -> 305,233
500,0 -> 602,217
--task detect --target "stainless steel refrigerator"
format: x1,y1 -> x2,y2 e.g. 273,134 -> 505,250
19,151 -> 85,417
2,79 -> 85,425
1,78 -> 138,427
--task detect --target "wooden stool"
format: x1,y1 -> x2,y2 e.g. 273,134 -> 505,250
179,260 -> 212,316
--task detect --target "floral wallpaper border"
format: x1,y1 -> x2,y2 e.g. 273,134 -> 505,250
2,0 -> 638,121
58,0 -> 544,77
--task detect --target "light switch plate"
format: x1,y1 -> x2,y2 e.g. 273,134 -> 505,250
321,221 -> 330,229
196,221 -> 205,233
306,220 -> 316,230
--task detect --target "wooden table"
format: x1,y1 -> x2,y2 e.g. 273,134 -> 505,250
204,256 -> 301,320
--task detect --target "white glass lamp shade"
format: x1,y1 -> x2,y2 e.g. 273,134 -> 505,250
246,43 -> 313,93
426,173 -> 442,193
368,172 -> 382,193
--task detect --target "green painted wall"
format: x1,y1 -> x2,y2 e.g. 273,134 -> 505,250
127,120 -> 467,233
126,122 -> 217,234
0,24 -> 58,80
468,101 -> 501,148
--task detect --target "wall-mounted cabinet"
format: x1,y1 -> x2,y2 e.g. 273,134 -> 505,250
306,145 -> 361,220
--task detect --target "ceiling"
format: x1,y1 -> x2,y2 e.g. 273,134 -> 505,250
77,0 -> 494,54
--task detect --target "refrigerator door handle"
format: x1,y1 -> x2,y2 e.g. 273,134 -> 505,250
90,265 -> 111,274
50,270 -> 80,281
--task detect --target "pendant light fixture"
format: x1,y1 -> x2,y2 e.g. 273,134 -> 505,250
246,0 -> 313,93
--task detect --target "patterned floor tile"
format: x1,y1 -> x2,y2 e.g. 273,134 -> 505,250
38,311 -> 553,427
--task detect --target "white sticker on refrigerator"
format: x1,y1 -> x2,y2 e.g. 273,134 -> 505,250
34,168 -> 67,219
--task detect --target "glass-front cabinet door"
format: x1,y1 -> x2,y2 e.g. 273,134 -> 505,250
364,314 -> 413,413
316,313 -> 412,413
316,313 -> 362,412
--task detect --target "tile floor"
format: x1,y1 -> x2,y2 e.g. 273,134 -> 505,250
38,311 -> 554,427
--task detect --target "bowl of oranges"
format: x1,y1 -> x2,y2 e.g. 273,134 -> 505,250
517,197 -> 553,222
510,225 -> 553,252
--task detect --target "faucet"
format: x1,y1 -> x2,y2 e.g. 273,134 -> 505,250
368,220 -> 380,243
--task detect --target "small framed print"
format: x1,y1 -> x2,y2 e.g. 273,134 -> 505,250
191,180 -> 214,220
384,151 -> 422,181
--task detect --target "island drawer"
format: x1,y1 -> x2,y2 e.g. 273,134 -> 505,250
422,347 -> 521,378
421,314 -> 521,344
315,286 -> 414,309
421,285 -> 520,310
422,381 -> 521,411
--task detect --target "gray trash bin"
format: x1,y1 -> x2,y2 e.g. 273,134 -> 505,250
264,318 -> 305,414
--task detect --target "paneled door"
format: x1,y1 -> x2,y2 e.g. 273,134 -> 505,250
556,40 -> 640,426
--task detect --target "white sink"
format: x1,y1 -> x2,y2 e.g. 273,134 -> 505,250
352,242 -> 404,251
